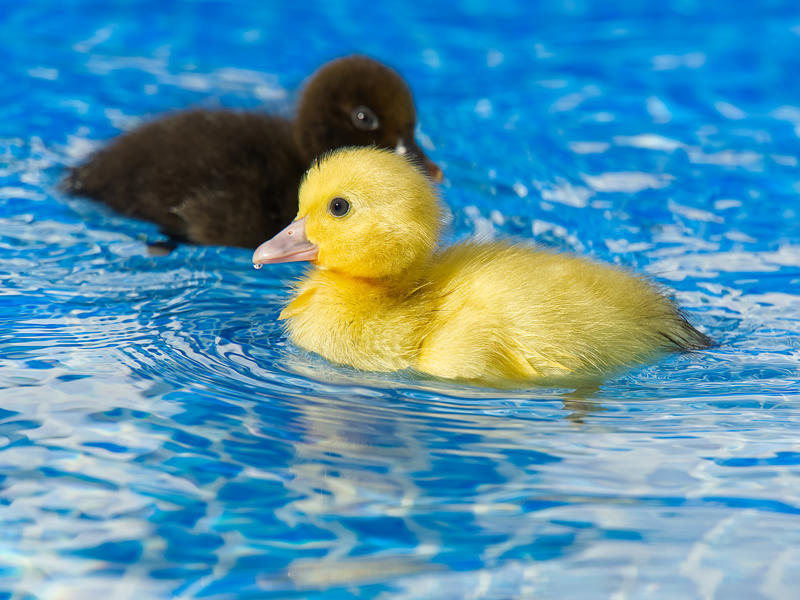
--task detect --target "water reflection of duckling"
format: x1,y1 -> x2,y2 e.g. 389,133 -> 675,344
64,56 -> 441,248
253,147 -> 712,386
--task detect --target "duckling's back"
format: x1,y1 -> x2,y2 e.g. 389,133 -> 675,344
417,242 -> 711,382
64,110 -> 304,248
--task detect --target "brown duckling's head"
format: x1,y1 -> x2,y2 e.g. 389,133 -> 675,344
294,55 -> 442,181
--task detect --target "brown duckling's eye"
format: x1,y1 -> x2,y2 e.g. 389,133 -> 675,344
350,106 -> 379,131
328,197 -> 351,217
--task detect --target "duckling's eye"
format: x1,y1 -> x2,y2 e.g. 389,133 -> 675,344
350,106 -> 379,131
328,197 -> 351,217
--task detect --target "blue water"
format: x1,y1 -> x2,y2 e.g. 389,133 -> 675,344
2,1 -> 800,598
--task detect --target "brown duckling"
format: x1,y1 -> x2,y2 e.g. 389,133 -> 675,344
63,55 -> 441,248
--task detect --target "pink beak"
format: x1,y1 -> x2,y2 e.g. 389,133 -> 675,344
252,216 -> 319,266
425,159 -> 444,183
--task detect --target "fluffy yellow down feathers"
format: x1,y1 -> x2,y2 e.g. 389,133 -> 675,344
253,147 -> 711,386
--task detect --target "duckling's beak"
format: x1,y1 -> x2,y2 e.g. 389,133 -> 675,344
252,216 -> 319,266
396,137 -> 443,183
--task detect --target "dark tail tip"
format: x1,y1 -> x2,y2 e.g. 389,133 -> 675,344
657,310 -> 716,353
687,329 -> 716,350
674,316 -> 716,351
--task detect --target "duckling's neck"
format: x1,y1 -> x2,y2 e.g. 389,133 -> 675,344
292,122 -> 331,167
280,265 -> 433,373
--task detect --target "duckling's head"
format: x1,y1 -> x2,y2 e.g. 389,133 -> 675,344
295,55 -> 442,181
253,147 -> 443,280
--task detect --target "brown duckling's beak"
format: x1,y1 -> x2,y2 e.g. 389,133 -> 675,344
253,216 -> 318,267
397,138 -> 443,182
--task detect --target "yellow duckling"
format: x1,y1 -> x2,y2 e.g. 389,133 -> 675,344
253,147 -> 712,385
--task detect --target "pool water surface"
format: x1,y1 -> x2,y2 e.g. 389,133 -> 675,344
1,1 -> 800,598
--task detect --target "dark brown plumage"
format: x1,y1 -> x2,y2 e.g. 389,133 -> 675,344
63,56 -> 441,248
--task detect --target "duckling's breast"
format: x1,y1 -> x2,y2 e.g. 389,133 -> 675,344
281,270 -> 428,373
